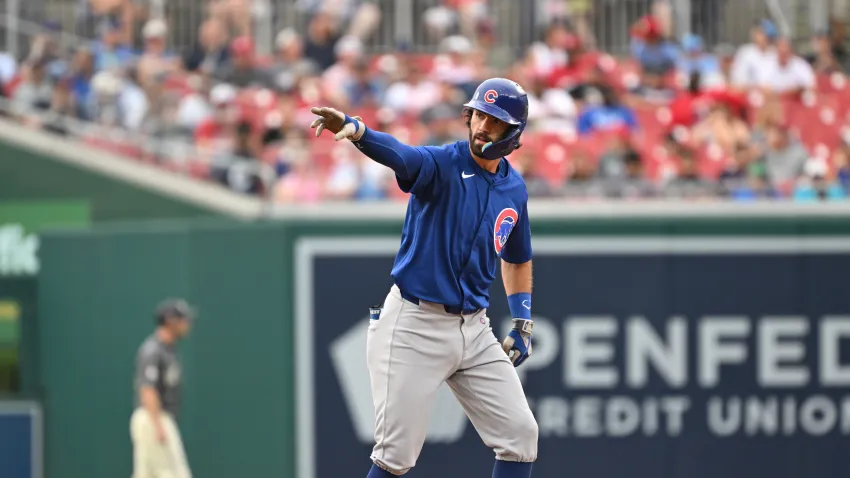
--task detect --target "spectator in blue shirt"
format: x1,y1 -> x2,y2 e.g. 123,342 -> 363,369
577,86 -> 638,135
677,33 -> 723,87
833,144 -> 850,191
630,15 -> 678,75
90,18 -> 135,73
793,160 -> 847,201
68,48 -> 96,120
345,58 -> 384,108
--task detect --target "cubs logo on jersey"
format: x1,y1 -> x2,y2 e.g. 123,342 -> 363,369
493,207 -> 519,255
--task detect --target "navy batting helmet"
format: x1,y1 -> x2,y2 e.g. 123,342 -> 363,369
463,78 -> 529,160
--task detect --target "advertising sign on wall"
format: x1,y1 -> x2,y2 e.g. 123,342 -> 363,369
295,236 -> 850,478
0,200 -> 89,349
0,200 -> 90,277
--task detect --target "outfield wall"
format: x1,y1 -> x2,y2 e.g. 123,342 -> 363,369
32,211 -> 850,478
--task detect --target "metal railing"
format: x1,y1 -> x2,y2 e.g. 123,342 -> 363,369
3,0 -> 843,62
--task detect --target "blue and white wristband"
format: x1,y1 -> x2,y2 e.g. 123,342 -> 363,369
507,292 -> 532,321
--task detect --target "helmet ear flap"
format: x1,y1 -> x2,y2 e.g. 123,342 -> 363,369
505,124 -> 523,147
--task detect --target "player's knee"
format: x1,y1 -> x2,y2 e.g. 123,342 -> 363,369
504,412 -> 539,462
520,413 -> 539,458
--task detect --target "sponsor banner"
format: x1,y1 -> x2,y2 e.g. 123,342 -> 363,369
296,237 -> 850,478
0,200 -> 89,348
0,200 -> 90,276
0,400 -> 42,478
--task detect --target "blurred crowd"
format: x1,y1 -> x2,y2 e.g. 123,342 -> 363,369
2,0 -> 850,202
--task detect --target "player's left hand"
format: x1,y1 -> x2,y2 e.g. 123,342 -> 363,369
309,107 -> 365,142
502,319 -> 533,367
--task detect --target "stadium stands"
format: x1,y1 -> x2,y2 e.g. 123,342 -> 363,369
2,0 -> 850,202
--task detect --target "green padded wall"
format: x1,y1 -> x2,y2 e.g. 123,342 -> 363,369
34,214 -> 850,478
0,140 -> 220,222
37,221 -> 294,478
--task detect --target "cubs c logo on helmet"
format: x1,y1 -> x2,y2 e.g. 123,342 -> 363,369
483,89 -> 499,103
493,207 -> 519,255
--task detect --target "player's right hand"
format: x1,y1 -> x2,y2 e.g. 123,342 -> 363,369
155,419 -> 167,443
309,107 -> 365,142
502,319 -> 533,367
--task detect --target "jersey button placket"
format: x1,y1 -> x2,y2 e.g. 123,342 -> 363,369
461,239 -> 479,313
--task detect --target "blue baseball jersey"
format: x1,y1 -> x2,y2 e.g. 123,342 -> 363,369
353,127 -> 532,311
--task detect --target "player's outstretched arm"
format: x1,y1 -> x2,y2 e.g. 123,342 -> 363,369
310,106 -> 429,182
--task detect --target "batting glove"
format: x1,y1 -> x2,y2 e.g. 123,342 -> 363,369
310,107 -> 365,142
502,319 -> 533,368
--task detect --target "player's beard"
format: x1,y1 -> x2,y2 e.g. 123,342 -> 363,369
469,130 -> 493,157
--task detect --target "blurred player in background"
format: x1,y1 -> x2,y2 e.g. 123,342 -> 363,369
130,298 -> 195,478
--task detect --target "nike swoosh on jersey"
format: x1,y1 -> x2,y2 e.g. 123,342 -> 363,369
462,172 -> 475,178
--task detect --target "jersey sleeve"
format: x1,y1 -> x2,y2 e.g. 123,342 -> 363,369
134,344 -> 160,390
501,202 -> 533,264
352,128 -> 444,197
396,145 -> 453,197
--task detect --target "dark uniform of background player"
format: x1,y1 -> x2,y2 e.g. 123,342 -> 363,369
130,298 -> 195,478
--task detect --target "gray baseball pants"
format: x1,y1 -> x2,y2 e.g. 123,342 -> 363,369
366,284 -> 538,475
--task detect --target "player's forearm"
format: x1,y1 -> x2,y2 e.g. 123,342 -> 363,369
502,260 -> 532,295
353,128 -> 423,180
139,386 -> 163,419
503,260 -> 533,320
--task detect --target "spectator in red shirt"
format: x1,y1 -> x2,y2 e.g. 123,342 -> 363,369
669,71 -> 713,127
546,31 -> 599,90
692,96 -> 751,157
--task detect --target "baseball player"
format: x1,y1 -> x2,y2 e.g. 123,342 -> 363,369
130,298 -> 195,478
310,77 -> 537,478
